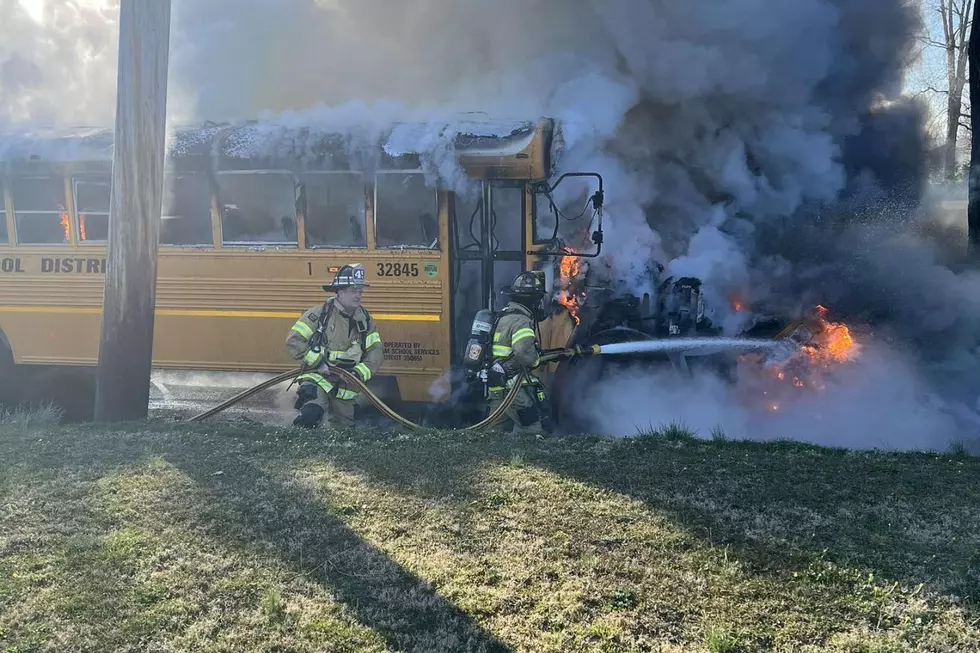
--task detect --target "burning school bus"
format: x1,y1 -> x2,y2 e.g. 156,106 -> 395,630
0,117 -> 604,419
0,115 -> 859,427
545,246 -> 862,433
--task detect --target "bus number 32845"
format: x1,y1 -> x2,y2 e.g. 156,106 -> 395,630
376,262 -> 419,277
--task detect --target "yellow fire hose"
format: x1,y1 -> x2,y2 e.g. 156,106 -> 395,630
184,336 -> 803,430
187,362 -> 534,431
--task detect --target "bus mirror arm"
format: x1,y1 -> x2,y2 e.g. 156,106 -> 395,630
529,172 -> 603,259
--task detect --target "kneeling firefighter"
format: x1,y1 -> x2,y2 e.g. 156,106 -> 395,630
487,271 -> 552,436
286,264 -> 383,428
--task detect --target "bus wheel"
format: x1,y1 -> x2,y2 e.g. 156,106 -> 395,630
0,333 -> 18,409
21,366 -> 96,423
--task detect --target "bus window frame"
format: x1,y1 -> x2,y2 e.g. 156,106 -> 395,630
9,175 -> 72,247
1,178 -> 13,246
215,169 -> 300,249
373,169 -> 440,251
299,170 -> 368,250
70,174 -> 111,246
159,171 -> 218,250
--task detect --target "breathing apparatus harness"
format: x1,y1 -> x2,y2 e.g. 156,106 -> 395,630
462,301 -> 562,430
287,298 -> 369,396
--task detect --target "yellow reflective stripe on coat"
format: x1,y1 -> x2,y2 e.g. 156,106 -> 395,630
327,350 -> 346,362
336,388 -> 358,400
354,363 -> 372,382
303,349 -> 322,366
365,332 -> 381,348
492,345 -> 512,357
291,321 -> 313,339
512,327 -> 536,344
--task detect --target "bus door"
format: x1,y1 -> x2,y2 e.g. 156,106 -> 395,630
449,181 -> 526,360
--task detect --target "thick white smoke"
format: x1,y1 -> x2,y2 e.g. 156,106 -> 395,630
4,0 -> 977,451
580,341 -> 968,452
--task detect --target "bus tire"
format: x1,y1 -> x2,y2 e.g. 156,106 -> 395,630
0,331 -> 17,409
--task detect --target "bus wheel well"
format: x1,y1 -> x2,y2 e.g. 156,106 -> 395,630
0,330 -> 17,408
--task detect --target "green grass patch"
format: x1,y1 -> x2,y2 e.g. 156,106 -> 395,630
0,417 -> 978,652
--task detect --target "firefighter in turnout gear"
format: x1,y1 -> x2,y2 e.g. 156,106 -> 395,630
286,264 -> 384,429
487,270 -> 551,436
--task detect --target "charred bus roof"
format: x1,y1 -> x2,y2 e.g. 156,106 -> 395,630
0,117 -> 560,182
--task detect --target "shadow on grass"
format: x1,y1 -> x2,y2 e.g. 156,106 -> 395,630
1,421 -> 512,653
161,438 -> 511,653
318,428 -> 980,614
5,417 -> 979,647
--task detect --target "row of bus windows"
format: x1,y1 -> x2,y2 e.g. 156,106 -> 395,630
0,171 -> 439,249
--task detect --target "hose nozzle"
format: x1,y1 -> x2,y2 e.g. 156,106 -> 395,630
535,345 -> 601,366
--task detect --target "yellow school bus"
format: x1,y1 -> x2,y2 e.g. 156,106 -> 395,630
0,118 -> 587,419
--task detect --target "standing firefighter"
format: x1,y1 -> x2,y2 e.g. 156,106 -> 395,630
487,271 -> 552,435
286,264 -> 383,429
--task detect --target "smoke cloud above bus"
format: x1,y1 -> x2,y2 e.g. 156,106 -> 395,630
3,0 -> 979,451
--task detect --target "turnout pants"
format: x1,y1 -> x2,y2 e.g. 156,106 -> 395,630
294,380 -> 356,429
488,377 -> 547,436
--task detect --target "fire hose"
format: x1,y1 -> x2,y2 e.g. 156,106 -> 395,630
186,337 -> 792,428
186,346 -> 599,429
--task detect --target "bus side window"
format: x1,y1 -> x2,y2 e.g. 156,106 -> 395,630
302,173 -> 366,248
11,177 -> 69,245
217,171 -> 297,246
375,172 -> 439,249
72,176 -> 110,242
161,173 -> 214,246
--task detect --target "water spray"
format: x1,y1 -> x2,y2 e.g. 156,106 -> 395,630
537,337 -> 797,365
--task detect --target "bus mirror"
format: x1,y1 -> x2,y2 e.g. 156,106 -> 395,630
529,171 -> 604,260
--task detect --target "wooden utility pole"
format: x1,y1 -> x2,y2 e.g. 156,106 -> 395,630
969,0 -> 980,258
94,0 -> 172,421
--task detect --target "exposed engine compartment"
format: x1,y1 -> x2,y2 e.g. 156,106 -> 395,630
547,262 -> 820,434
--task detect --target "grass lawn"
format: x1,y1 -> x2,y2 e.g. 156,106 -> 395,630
1,411 -> 978,652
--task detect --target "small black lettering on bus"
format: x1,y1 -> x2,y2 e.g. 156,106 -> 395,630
383,341 -> 441,361
0,257 -> 24,273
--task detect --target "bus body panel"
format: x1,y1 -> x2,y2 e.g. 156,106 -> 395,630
0,118 -> 577,410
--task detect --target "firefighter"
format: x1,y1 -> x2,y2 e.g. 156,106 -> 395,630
286,264 -> 383,429
486,270 -> 552,436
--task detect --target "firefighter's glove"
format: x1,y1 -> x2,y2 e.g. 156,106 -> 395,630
486,362 -> 506,388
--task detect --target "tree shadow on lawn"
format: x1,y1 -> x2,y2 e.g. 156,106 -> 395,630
1,420 -> 512,653
320,428 -> 980,618
160,433 -> 512,653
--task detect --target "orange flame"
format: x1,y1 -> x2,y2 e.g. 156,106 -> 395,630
800,305 -> 860,365
60,212 -> 70,241
730,292 -> 745,312
79,214 -> 87,241
557,248 -> 586,326
738,304 -> 860,412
